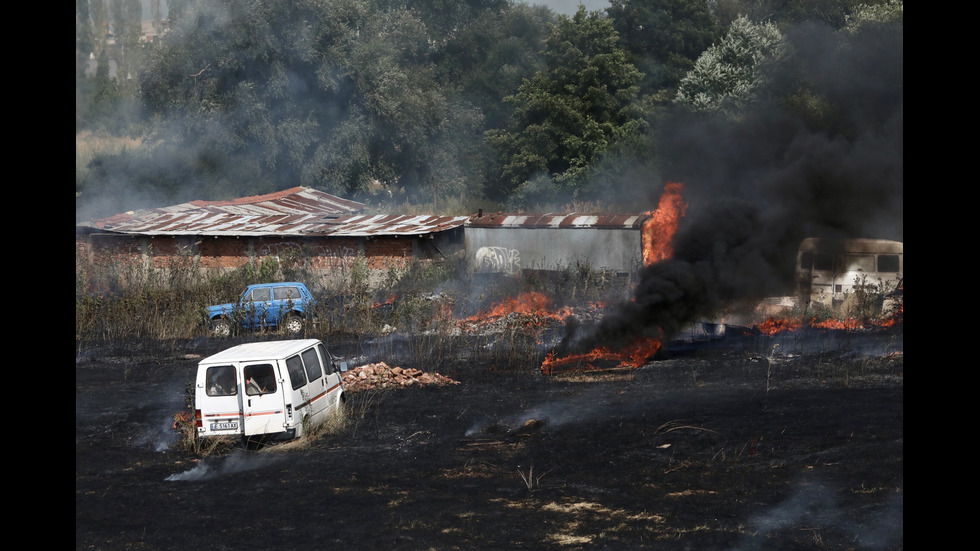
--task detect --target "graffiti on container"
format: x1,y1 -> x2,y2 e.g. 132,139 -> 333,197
475,246 -> 521,274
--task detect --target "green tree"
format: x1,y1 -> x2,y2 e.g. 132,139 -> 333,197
77,0 -> 95,129
134,0 -> 508,205
711,0 -> 888,30
485,6 -> 644,205
435,3 -> 552,131
90,0 -> 109,58
673,15 -> 786,115
844,0 -> 903,32
76,0 -> 94,81
606,0 -> 721,99
303,4 -> 483,201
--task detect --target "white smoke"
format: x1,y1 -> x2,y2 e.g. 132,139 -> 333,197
733,479 -> 903,550
465,388 -> 629,436
166,449 -> 281,482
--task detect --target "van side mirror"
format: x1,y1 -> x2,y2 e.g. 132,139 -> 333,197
338,361 -> 348,373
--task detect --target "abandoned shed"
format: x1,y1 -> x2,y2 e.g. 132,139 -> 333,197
464,211 -> 651,277
76,187 -> 660,292
75,187 -> 469,285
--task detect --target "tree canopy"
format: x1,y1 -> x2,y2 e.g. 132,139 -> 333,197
76,0 -> 902,224
674,16 -> 787,115
484,7 -> 644,205
606,0 -> 721,98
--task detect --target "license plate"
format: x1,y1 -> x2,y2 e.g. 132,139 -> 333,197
210,421 -> 239,431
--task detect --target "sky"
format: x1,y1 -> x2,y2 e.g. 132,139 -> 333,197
525,1 -> 611,15
140,1 -> 613,20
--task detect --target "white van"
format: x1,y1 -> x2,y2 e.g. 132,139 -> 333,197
194,339 -> 348,443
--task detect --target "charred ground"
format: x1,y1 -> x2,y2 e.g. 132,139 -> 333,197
76,325 -> 902,551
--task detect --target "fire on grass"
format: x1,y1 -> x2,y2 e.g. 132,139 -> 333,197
541,182 -> 688,375
752,308 -> 903,335
540,336 -> 663,375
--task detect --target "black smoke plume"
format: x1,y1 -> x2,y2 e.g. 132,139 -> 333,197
557,20 -> 902,356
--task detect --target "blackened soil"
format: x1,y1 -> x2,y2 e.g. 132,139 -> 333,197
76,328 -> 903,550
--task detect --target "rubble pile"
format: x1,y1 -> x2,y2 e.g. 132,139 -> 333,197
342,362 -> 459,392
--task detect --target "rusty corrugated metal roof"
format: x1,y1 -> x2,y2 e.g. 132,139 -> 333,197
80,187 -> 367,235
78,188 -> 470,237
465,212 -> 649,229
311,214 -> 470,236
78,191 -> 645,238
187,186 -> 364,214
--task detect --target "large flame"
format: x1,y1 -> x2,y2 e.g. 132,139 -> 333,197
542,183 -> 687,375
541,337 -> 662,375
751,311 -> 903,334
642,181 -> 688,266
460,292 -> 573,325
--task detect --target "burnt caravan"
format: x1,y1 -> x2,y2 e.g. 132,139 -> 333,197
796,237 -> 903,311
465,212 -> 648,277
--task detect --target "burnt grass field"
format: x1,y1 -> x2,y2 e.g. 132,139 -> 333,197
76,324 -> 903,551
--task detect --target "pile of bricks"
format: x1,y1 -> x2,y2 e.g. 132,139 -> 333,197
342,362 -> 459,392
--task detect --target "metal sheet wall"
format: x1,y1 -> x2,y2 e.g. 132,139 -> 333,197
465,227 -> 643,275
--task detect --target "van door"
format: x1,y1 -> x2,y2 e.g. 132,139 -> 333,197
283,353 -> 311,432
317,342 -> 345,410
799,250 -> 835,307
300,346 -> 328,420
199,364 -> 244,437
242,362 -> 287,437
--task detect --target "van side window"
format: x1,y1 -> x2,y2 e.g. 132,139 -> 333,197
244,364 -> 277,395
799,251 -> 813,270
285,355 -> 308,390
839,254 -> 874,272
317,343 -> 334,375
301,348 -> 323,381
878,254 -> 900,273
813,253 -> 833,271
206,365 -> 237,396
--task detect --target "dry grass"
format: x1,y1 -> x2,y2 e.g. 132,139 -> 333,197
76,130 -> 143,173
266,404 -> 351,453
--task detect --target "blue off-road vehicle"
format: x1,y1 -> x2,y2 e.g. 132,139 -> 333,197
207,282 -> 317,337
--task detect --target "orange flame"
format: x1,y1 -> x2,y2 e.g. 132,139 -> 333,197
541,337 -> 661,375
541,338 -> 660,375
810,318 -> 864,330
752,311 -> 903,335
371,295 -> 397,308
462,292 -> 572,324
755,318 -> 802,335
172,409 -> 193,431
540,182 -> 684,375
642,182 -> 688,266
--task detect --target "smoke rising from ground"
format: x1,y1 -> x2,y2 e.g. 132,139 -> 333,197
166,449 -> 281,481
732,478 -> 903,551
559,20 -> 902,355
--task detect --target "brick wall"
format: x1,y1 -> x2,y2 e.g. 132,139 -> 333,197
76,233 -> 455,285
